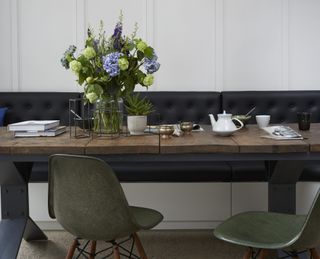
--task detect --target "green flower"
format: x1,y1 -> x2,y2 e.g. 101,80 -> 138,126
118,57 -> 129,70
143,74 -> 154,86
85,92 -> 99,103
86,77 -> 94,84
137,41 -> 147,52
69,60 -> 82,73
83,47 -> 96,59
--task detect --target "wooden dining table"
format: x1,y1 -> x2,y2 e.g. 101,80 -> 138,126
0,124 -> 320,259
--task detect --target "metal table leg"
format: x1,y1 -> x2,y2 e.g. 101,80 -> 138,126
266,160 -> 305,214
0,161 -> 47,259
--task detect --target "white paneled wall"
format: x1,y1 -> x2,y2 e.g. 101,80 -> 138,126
1,0 -> 320,91
0,0 -> 12,91
289,0 -> 320,90
223,0 -> 284,90
155,0 -> 215,91
2,1 -> 320,229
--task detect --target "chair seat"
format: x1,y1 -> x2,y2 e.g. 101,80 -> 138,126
130,206 -> 163,230
214,212 -> 306,250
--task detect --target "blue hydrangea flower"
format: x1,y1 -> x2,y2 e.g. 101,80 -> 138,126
103,52 -> 122,77
61,45 -> 77,69
144,53 -> 160,74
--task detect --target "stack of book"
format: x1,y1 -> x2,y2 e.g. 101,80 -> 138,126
7,120 -> 66,137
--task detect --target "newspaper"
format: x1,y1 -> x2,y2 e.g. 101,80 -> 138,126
261,126 -> 303,140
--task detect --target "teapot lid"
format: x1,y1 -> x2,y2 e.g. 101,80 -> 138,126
218,110 -> 232,117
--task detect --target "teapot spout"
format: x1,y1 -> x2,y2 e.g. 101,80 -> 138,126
208,114 -> 216,130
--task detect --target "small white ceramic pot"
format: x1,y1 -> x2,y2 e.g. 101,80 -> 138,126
127,115 -> 147,135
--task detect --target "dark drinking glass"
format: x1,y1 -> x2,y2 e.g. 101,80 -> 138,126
297,112 -> 311,131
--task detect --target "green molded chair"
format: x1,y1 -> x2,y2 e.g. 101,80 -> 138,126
48,154 -> 163,259
214,189 -> 320,259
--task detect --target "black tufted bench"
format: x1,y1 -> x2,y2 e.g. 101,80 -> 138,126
2,91 -> 320,183
222,91 -> 320,182
0,91 -> 231,183
0,92 -> 79,126
139,91 -> 221,124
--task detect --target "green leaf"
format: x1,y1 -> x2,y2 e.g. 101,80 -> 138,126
124,93 -> 154,116
144,47 -> 154,58
137,50 -> 144,61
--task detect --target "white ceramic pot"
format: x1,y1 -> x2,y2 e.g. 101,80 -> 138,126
127,115 -> 147,135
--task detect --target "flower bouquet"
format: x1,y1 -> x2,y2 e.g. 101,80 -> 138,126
61,12 -> 160,136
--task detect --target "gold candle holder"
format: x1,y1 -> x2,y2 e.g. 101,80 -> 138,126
159,125 -> 174,139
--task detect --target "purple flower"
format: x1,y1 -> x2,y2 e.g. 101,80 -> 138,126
93,39 -> 99,52
103,52 -> 122,77
144,53 -> 160,74
112,22 -> 124,51
112,22 -> 122,38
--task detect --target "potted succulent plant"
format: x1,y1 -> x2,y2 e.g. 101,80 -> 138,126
125,93 -> 154,135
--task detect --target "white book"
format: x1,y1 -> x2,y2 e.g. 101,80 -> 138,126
14,126 -> 67,137
8,120 -> 60,131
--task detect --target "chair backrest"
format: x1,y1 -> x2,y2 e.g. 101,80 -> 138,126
290,188 -> 320,250
48,154 -> 138,241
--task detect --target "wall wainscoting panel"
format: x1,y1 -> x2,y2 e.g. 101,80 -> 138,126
288,0 -> 320,90
27,182 -> 319,230
223,0 -> 284,91
0,0 -> 13,91
18,0 -> 77,92
154,0 -> 216,91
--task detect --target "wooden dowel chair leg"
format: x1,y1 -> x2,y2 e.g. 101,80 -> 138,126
310,248 -> 320,259
66,239 -> 78,259
113,244 -> 120,259
89,240 -> 97,259
133,233 -> 148,259
258,249 -> 268,259
243,247 -> 252,259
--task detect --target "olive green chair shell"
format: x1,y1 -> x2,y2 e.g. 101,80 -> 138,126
48,154 -> 163,242
214,188 -> 320,254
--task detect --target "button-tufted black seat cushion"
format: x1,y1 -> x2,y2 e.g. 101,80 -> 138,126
222,91 -> 320,181
0,92 -> 80,126
222,91 -> 320,124
137,91 -> 221,125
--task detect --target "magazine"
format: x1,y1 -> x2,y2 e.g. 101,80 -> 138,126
261,126 -> 303,140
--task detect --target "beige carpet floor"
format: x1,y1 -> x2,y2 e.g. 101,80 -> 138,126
17,230 -> 281,259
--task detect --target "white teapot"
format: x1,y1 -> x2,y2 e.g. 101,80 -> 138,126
208,111 -> 244,136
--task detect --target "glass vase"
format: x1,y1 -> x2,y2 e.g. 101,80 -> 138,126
93,97 -> 123,138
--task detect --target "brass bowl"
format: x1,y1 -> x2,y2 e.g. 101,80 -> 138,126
180,121 -> 193,134
159,125 -> 174,139
232,115 -> 252,126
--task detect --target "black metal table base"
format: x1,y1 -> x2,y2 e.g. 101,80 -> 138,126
266,160 -> 305,214
0,161 -> 47,259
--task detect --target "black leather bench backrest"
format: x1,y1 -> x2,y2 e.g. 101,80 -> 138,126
222,91 -> 320,124
137,91 -> 221,124
0,92 -> 80,126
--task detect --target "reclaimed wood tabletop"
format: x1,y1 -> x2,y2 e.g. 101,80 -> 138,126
230,124 -> 309,153
159,125 -> 238,154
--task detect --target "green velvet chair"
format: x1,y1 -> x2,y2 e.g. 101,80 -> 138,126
48,154 -> 163,259
214,189 -> 320,259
